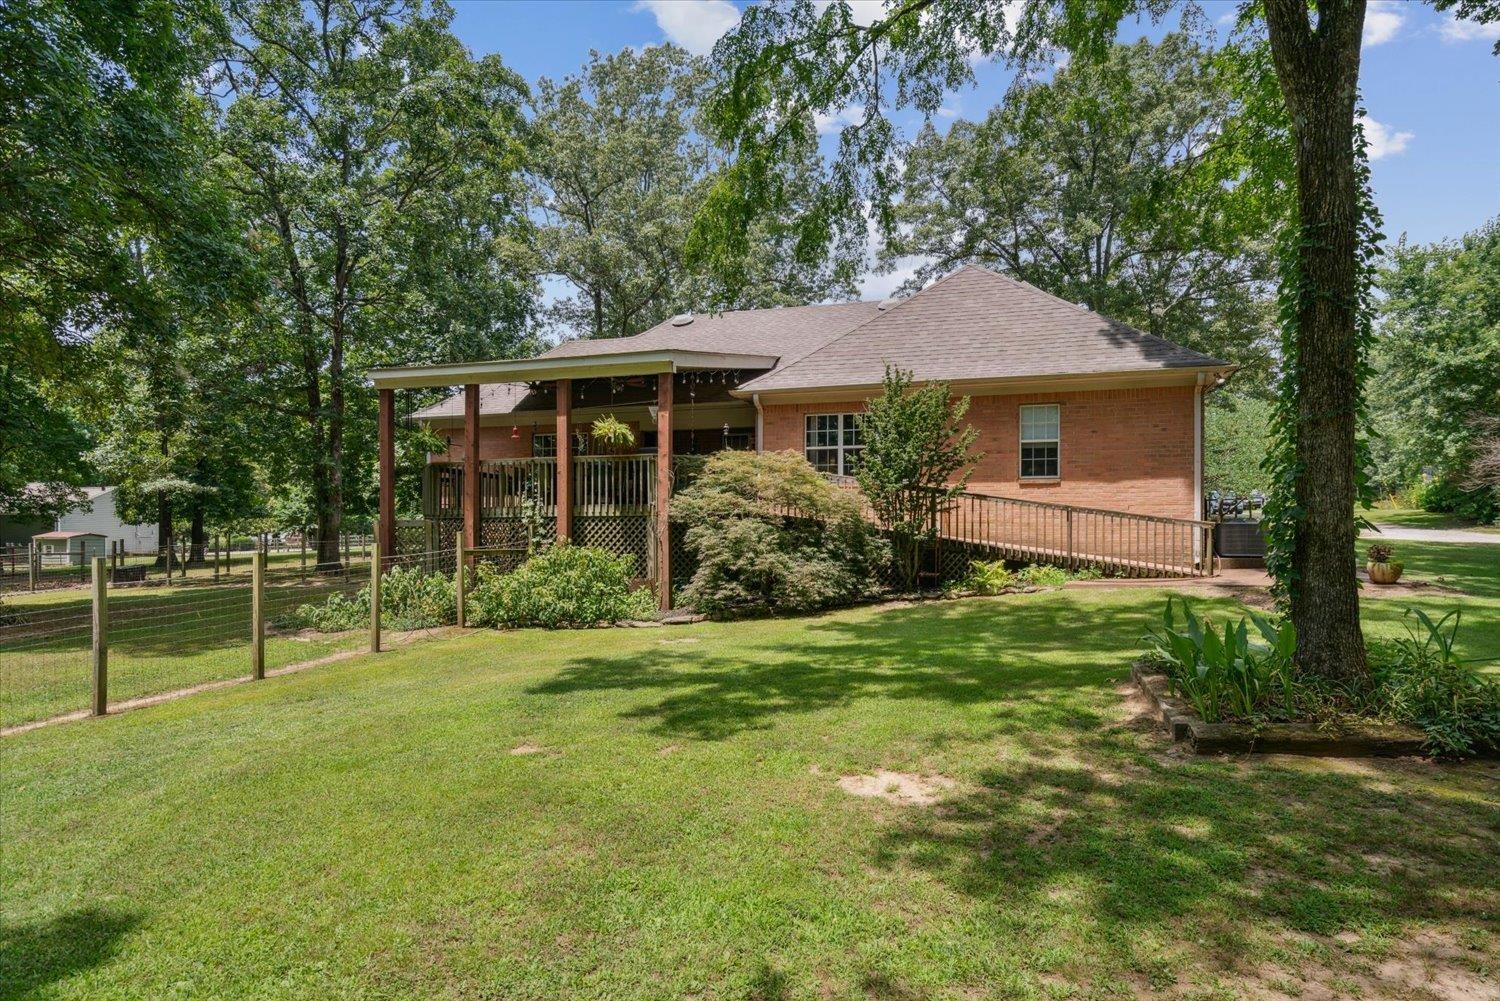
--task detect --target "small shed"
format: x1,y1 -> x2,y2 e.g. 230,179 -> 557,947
32,530 -> 108,564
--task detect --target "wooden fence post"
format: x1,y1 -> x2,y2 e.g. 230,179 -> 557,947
300,527 -> 307,581
91,557 -> 108,715
28,544 -> 36,591
251,550 -> 265,680
455,537 -> 467,628
370,540 -> 382,653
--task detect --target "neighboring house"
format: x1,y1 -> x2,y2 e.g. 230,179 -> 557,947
409,266 -> 1232,520
371,265 -> 1233,599
49,487 -> 159,554
31,531 -> 108,564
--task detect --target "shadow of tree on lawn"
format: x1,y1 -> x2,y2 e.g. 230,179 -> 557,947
0,907 -> 139,1001
526,594 -> 1231,741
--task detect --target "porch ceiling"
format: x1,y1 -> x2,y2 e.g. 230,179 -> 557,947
369,349 -> 781,389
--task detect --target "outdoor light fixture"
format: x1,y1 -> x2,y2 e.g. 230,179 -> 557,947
510,425 -> 520,439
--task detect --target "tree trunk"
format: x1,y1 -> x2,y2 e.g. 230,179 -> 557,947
319,329 -> 345,570
189,504 -> 207,565
1265,0 -> 1369,682
155,491 -> 174,570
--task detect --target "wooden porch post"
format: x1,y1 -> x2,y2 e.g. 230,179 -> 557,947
463,383 -> 481,551
555,378 -> 573,542
378,387 -> 396,559
656,371 -> 673,611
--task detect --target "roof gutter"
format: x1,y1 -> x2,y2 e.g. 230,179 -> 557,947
733,365 -> 1240,403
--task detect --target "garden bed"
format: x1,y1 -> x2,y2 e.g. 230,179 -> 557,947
1129,661 -> 1429,758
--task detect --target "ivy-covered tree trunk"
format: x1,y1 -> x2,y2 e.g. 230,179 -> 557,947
1264,0 -> 1369,682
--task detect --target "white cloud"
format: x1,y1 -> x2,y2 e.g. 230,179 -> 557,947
1359,113 -> 1413,160
1439,12 -> 1500,43
1362,1 -> 1405,47
935,104 -> 959,119
632,0 -> 741,57
813,104 -> 865,134
859,263 -> 920,300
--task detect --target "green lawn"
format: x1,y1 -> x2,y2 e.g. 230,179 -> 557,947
3,578 -> 1497,998
1363,506 -> 1500,533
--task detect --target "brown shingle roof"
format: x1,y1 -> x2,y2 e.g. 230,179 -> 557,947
413,266 -> 1231,419
739,265 -> 1229,392
414,382 -> 534,420
414,301 -> 879,419
539,300 -> 881,364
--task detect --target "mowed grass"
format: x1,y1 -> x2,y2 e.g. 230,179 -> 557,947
0,574 -> 371,727
1364,506 -> 1500,533
3,581 -> 1497,999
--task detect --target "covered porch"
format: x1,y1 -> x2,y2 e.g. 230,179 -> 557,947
369,349 -> 777,610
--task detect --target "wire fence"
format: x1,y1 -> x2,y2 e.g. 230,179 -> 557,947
0,544 -> 449,732
0,533 -> 374,595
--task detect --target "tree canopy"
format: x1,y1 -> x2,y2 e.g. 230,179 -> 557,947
1370,217 -> 1500,516
211,0 -> 536,562
884,34 -> 1281,390
530,44 -> 859,342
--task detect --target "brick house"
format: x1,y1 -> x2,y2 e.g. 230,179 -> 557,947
371,265 -> 1233,603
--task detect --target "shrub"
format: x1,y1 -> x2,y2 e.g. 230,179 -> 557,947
469,542 -> 650,628
674,450 -> 889,616
1143,597 -> 1297,723
379,564 -> 457,629
855,366 -> 981,590
1371,609 -> 1500,757
1016,563 -> 1071,588
962,560 -> 1017,595
280,565 -> 456,632
1418,478 -> 1500,525
1366,543 -> 1395,564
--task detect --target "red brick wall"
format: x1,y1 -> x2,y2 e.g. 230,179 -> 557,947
429,425 -> 538,462
760,385 -> 1198,520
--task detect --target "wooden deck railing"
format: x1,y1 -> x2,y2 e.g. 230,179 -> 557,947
424,460 -> 1213,578
828,475 -> 1214,578
573,455 -> 655,515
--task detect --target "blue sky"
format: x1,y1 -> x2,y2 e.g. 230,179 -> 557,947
448,0 -> 1500,300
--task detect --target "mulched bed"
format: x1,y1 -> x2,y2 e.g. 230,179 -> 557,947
1129,661 -> 1429,758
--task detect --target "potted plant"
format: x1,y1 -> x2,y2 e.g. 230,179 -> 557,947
1366,543 -> 1403,585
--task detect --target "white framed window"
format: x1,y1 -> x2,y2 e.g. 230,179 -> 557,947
1019,404 -> 1060,479
531,432 -> 556,457
805,413 -> 863,475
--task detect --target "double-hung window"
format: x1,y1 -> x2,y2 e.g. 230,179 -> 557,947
531,432 -> 557,458
805,413 -> 863,475
1019,404 -> 1060,479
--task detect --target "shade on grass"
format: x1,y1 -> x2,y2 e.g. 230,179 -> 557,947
3,585 -> 1496,999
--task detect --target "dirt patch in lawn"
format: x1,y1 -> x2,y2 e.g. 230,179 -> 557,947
838,770 -> 955,806
509,743 -> 544,755
1239,926 -> 1498,1001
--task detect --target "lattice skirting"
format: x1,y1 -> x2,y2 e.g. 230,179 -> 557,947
393,521 -> 429,558
481,516 -> 556,552
667,520 -> 698,589
573,515 -> 650,578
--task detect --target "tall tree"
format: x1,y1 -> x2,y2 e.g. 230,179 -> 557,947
212,0 -> 535,566
698,0 -> 1379,682
531,44 -> 859,341
886,34 -> 1280,390
1370,220 -> 1500,509
0,0 -> 227,517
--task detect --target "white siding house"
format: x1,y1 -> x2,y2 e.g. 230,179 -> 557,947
55,487 -> 159,555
